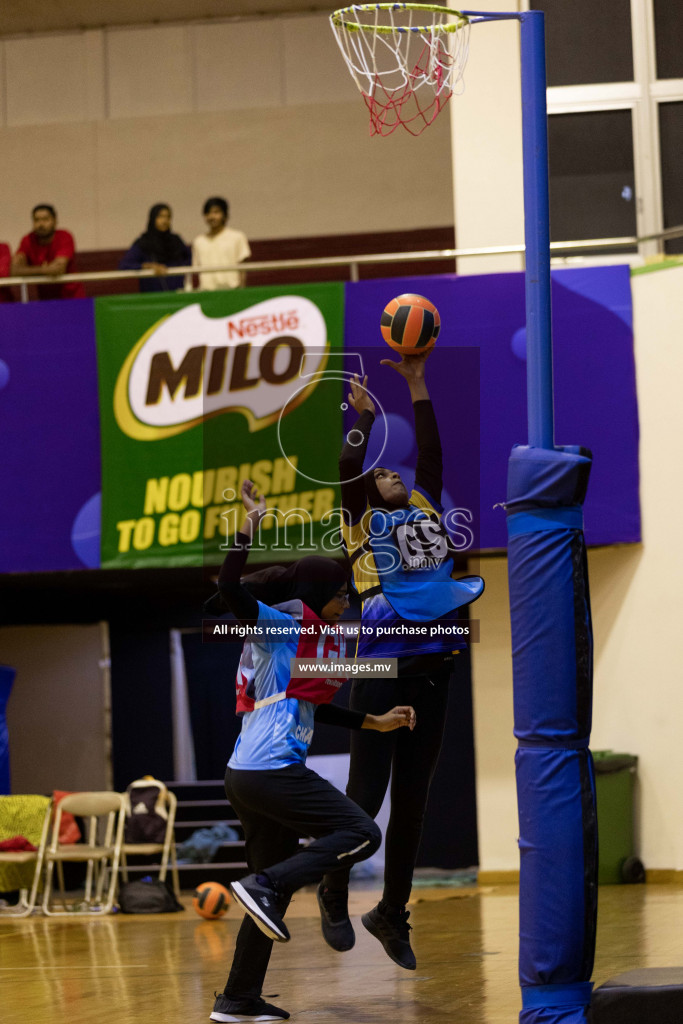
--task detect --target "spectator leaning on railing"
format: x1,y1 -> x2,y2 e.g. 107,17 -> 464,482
119,203 -> 192,293
0,241 -> 13,303
11,205 -> 86,300
192,196 -> 251,291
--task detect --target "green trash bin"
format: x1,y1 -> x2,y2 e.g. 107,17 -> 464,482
593,750 -> 644,884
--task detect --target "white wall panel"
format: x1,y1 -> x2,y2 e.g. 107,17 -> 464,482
2,624 -> 109,794
0,44 -> 6,128
107,25 -> 193,118
83,29 -> 107,121
191,21 -> 284,111
93,103 -> 453,248
281,14 -> 358,106
5,34 -> 92,127
0,122 -> 99,249
0,15 -> 453,250
450,1 -> 524,273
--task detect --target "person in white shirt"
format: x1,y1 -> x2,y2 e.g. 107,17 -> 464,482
192,196 -> 251,290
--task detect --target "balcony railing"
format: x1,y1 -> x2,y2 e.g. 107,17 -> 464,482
1,225 -> 681,302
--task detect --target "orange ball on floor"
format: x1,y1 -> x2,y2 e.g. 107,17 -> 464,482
192,881 -> 231,919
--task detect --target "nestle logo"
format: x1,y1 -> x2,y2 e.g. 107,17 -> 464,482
115,298 -> 328,440
227,311 -> 300,339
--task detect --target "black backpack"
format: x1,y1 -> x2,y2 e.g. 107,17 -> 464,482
118,878 -> 183,914
124,776 -> 169,844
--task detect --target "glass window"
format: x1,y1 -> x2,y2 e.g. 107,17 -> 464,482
530,0 -> 633,87
548,110 -> 637,247
658,102 -> 683,254
653,1 -> 683,80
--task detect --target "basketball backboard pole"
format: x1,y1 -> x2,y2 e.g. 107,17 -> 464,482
462,10 -> 554,450
465,15 -> 596,1024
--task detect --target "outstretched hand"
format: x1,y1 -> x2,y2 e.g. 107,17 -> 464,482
241,479 -> 266,521
366,705 -> 416,732
380,349 -> 431,388
347,374 -> 376,416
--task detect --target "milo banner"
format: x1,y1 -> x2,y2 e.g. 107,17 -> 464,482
96,285 -> 345,569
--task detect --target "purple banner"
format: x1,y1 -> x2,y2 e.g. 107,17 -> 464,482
0,300 -> 101,572
0,267 -> 638,574
344,266 -> 639,549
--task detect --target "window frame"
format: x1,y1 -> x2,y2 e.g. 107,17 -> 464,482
520,0 -> 683,262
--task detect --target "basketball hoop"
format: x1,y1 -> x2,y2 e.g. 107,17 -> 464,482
330,4 -> 470,137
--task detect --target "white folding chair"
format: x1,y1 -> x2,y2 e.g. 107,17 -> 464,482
42,791 -> 126,916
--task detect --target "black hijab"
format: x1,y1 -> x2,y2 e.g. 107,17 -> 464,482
136,204 -> 189,264
242,557 -> 349,617
363,467 -> 410,512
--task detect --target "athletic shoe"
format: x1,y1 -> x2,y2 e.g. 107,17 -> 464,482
361,902 -> 417,970
316,884 -> 355,952
230,875 -> 290,943
210,992 -> 290,1022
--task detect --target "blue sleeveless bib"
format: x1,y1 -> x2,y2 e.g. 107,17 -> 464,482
368,507 -> 483,621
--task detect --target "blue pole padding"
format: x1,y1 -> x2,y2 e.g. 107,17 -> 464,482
0,665 -> 16,795
519,11 -> 554,450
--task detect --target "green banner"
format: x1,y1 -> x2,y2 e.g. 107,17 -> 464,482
96,285 -> 345,569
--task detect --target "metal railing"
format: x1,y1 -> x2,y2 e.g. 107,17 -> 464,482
1,225 -> 681,302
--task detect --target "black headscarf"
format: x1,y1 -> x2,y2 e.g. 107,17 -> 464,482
363,467 -> 410,512
136,204 -> 189,265
242,557 -> 349,617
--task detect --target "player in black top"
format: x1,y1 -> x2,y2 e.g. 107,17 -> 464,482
318,352 -> 482,970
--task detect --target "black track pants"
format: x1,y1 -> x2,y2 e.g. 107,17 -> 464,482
223,762 -> 380,1000
322,670 -> 450,907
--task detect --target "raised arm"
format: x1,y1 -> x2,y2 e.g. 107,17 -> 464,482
380,351 -> 443,505
339,374 -> 376,526
214,480 -> 265,624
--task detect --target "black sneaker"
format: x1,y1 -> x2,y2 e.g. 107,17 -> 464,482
230,875 -> 290,943
361,902 -> 416,970
210,992 -> 290,1022
316,884 -> 355,952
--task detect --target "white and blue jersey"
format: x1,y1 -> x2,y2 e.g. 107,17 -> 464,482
228,602 -> 316,771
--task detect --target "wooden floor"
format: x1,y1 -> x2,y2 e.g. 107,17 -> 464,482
2,883 -> 683,1023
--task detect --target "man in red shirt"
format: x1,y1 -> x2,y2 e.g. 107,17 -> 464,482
0,243 -> 13,303
12,205 -> 85,300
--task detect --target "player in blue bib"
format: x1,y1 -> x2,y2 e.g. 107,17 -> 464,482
319,351 -> 484,971
206,480 -> 416,1024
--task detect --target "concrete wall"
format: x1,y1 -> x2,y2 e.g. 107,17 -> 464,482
1,624 -> 110,794
470,263 -> 683,875
450,0 -> 524,275
0,15 -> 454,251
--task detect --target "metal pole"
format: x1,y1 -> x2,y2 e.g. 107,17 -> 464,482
519,11 -> 554,450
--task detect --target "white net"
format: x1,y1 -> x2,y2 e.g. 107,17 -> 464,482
330,4 -> 470,137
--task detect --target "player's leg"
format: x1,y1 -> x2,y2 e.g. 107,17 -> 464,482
211,772 -> 300,1022
363,669 -> 450,969
242,762 -> 382,890
229,762 -> 381,952
319,679 -> 396,947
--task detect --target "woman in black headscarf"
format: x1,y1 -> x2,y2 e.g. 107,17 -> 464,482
318,353 -> 483,972
205,480 -> 415,1024
119,203 -> 191,292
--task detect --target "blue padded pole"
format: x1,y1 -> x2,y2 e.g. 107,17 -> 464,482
519,11 -> 554,450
